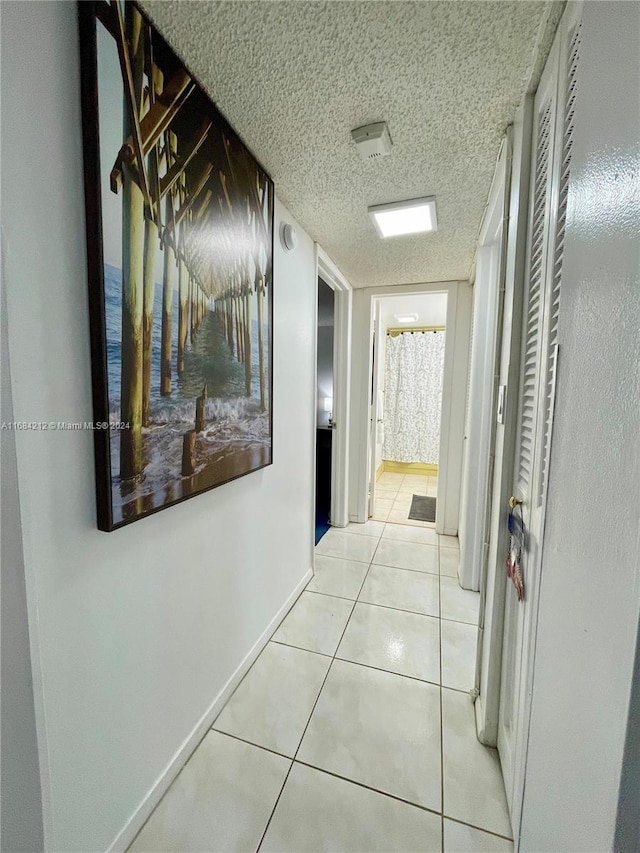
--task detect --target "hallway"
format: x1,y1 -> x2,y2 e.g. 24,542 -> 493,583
129,523 -> 512,852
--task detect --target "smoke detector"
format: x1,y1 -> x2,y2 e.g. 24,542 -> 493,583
351,122 -> 393,161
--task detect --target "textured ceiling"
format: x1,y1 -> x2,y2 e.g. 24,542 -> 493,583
141,0 -> 563,288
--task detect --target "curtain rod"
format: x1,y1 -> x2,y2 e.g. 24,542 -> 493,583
386,325 -> 445,336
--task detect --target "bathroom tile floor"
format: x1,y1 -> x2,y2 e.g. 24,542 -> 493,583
129,523 -> 512,853
372,473 -> 439,527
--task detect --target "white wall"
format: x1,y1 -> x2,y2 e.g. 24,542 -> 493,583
520,3 -> 640,850
1,267 -> 45,852
1,4 -> 318,851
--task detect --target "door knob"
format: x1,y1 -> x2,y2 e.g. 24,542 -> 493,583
509,496 -> 523,509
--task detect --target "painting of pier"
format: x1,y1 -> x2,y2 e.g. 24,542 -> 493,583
79,1 -> 274,530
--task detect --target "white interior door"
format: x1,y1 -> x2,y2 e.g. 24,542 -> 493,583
497,4 -> 581,833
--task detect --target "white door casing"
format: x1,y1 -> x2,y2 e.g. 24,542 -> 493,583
368,300 -> 384,518
316,246 -> 353,528
459,137 -> 511,592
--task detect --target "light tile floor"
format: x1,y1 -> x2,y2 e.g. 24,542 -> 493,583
129,523 -> 512,853
372,473 -> 439,527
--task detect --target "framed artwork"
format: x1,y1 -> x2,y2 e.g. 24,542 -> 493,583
79,1 -> 274,531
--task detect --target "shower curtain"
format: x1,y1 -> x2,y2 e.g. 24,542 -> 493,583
382,330 -> 445,464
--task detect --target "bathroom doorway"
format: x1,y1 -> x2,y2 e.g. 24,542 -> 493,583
369,293 -> 447,529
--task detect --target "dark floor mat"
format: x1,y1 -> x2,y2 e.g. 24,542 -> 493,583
408,494 -> 436,522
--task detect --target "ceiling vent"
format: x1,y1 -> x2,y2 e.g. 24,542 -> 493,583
351,122 -> 393,161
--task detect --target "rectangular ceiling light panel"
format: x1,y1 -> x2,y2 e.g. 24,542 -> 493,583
368,196 -> 438,238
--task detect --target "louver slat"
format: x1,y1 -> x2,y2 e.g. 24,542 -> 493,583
537,23 -> 582,507
516,102 -> 552,494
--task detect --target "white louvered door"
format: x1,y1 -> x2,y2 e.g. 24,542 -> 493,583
497,5 -> 582,832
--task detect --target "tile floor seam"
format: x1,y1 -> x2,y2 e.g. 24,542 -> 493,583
338,530 -> 384,541
255,761 -> 295,852
438,615 -> 478,627
291,758 -> 445,820
314,553 -> 371,565
304,588 -> 359,603
355,597 -> 440,619
211,728 -> 292,763
344,598 -> 441,626
443,815 -> 515,843
269,639 -> 333,659
332,654 -> 444,688
370,560 -> 440,578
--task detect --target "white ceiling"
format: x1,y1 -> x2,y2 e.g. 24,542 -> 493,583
142,1 -> 562,288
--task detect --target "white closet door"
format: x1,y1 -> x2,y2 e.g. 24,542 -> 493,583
497,3 -> 582,835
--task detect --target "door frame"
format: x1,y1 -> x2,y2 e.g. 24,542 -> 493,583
459,136 -> 511,592
316,246 -> 352,528
367,300 -> 384,518
349,281 -> 472,535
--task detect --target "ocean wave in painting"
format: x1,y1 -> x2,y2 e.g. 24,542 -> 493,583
104,264 -> 270,521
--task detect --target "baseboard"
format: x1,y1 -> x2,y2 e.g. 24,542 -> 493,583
107,567 -> 313,853
382,460 -> 438,476
375,462 -> 384,479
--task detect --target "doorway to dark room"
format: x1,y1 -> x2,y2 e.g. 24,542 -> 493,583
315,277 -> 335,543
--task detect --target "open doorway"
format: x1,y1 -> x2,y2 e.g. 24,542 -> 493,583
313,247 -> 352,541
369,293 -> 448,529
315,277 -> 334,543
350,281 -> 471,535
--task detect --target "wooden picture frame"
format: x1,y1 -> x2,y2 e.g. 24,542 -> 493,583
79,1 -> 274,531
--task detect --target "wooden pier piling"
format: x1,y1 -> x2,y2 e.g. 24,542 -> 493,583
119,5 -> 145,478
160,210 -> 175,396
181,430 -> 195,476
244,289 -> 252,395
195,385 -> 206,432
142,193 -> 157,427
177,254 -> 188,374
